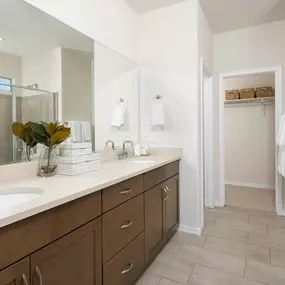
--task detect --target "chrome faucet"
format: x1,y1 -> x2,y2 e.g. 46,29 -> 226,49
123,140 -> 134,151
117,140 -> 134,160
105,140 -> 115,150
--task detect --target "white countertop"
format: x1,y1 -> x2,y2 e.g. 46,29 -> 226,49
0,154 -> 181,229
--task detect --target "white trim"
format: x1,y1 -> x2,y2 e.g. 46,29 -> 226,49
225,181 -> 275,190
178,224 -> 203,236
215,201 -> 225,208
218,66 -> 283,214
201,59 -> 215,211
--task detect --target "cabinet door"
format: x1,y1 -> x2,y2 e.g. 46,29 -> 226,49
0,258 -> 29,285
164,175 -> 179,236
30,218 -> 101,285
144,184 -> 164,263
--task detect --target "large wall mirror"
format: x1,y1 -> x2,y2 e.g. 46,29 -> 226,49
0,0 -> 139,165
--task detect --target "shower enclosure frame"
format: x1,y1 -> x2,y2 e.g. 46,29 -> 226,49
0,82 -> 58,162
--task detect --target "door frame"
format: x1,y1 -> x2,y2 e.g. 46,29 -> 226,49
200,57 -> 215,228
218,66 -> 283,214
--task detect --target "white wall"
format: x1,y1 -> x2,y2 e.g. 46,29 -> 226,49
0,51 -> 22,90
224,74 -> 275,187
139,0 -> 202,233
213,20 -> 285,204
61,48 -> 93,123
198,3 -> 213,74
21,47 -> 62,95
94,42 -> 139,150
24,0 -> 139,63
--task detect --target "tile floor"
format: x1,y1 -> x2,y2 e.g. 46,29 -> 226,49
136,206 -> 285,285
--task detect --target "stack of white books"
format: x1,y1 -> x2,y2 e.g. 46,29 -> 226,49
57,143 -> 101,176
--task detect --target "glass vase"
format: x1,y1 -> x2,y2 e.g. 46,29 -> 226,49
38,146 -> 58,177
20,142 -> 34,162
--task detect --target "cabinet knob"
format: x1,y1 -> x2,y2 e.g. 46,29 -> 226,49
121,220 -> 133,229
22,274 -> 28,285
120,188 -> 132,195
121,262 -> 133,274
36,266 -> 43,285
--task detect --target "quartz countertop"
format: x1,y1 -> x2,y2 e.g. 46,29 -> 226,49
0,153 -> 181,229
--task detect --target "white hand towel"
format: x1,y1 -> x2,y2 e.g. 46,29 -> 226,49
112,102 -> 125,127
277,115 -> 285,146
68,121 -> 81,143
278,147 -> 285,177
80,122 -> 91,142
151,101 -> 165,126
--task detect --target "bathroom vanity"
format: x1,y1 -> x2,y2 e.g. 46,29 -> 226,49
0,159 -> 180,285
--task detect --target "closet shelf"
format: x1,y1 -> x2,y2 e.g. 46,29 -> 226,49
224,97 -> 275,105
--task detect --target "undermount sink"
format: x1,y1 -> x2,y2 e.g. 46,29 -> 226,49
0,187 -> 43,212
129,160 -> 156,164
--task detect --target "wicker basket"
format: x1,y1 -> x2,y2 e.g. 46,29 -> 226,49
240,88 -> 255,99
225,90 -> 240,100
256,86 -> 273,98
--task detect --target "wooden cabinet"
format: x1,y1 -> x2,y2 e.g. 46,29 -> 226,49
103,194 -> 144,264
145,174 -> 179,264
0,258 -> 29,285
30,218 -> 102,285
164,175 -> 179,237
0,161 -> 179,285
145,184 -> 164,263
103,233 -> 144,285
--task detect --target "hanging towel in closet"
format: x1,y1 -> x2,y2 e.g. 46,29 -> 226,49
277,115 -> 285,146
277,115 -> 285,177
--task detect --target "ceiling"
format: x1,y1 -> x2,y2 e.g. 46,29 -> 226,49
126,0 -> 186,14
0,0 -> 94,57
200,0 -> 285,33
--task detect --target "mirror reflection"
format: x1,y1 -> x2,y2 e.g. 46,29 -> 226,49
0,0 -> 139,166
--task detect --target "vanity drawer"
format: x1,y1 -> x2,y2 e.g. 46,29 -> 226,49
103,232 -> 144,285
102,175 -> 143,212
144,161 -> 179,190
103,194 -> 144,264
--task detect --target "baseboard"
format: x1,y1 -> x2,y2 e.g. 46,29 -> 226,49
215,201 -> 225,207
178,224 -> 203,236
225,181 -> 275,190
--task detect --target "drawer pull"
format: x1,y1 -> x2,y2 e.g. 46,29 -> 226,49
22,274 -> 28,285
121,188 -> 132,195
165,186 -> 170,192
163,187 -> 168,201
36,266 -> 43,285
121,262 -> 133,274
121,220 -> 133,229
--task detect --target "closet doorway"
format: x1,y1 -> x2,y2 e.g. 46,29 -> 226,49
218,67 -> 283,214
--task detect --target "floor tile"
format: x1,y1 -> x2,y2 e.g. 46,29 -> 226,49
204,236 -> 270,263
188,265 -> 264,285
175,244 -> 246,277
172,232 -> 207,248
204,211 -> 216,226
250,215 -> 285,228
246,260 -> 285,285
147,256 -> 194,284
248,227 -> 285,250
271,249 -> 285,268
203,223 -> 248,242
225,185 -> 275,212
158,278 -> 184,285
214,217 -> 267,235
205,207 -> 250,221
158,240 -> 183,259
136,273 -> 161,285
